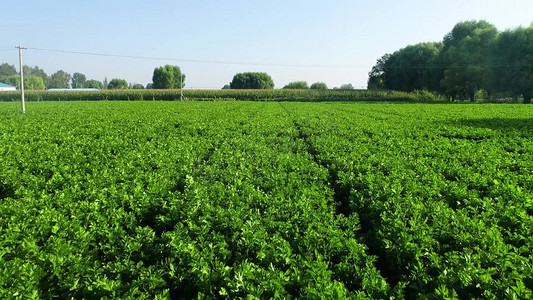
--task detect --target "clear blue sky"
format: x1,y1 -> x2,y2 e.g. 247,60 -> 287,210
1,0 -> 532,89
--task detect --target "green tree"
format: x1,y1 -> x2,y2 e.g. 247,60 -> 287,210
424,51 -> 447,93
387,43 -> 441,92
367,54 -> 391,90
439,20 -> 498,101
25,75 -> 46,90
283,81 -> 309,89
23,65 -> 48,81
23,65 -> 48,86
4,75 -> 45,90
152,65 -> 185,89
72,72 -> 87,89
107,78 -> 129,89
339,83 -> 354,90
3,75 -> 19,88
310,82 -> 328,90
48,70 -> 71,89
0,63 -> 17,81
368,43 -> 441,92
222,84 -> 231,89
86,79 -> 103,89
131,83 -> 145,89
488,25 -> 533,103
230,72 -> 274,89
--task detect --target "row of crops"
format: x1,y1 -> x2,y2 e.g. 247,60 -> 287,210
0,101 -> 532,298
0,89 -> 434,102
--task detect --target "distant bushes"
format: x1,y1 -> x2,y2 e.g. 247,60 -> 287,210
283,81 -> 309,89
229,72 -> 274,89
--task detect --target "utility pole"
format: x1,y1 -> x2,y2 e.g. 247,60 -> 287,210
180,72 -> 183,101
16,46 -> 27,113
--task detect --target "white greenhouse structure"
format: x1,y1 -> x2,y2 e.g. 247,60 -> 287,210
0,82 -> 16,91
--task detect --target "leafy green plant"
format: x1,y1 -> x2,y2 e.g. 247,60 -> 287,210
0,101 -> 531,298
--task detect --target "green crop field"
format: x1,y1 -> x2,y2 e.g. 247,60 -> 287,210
0,101 -> 532,299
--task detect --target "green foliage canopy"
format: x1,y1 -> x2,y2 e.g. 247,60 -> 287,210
48,70 -> 72,89
367,54 -> 390,90
488,25 -> 533,103
230,72 -> 275,89
310,82 -> 328,90
283,81 -> 309,89
3,75 -> 46,90
367,19 -> 533,103
439,20 -> 498,101
3,75 -> 19,88
86,79 -> 104,90
71,72 -> 87,89
382,43 -> 441,92
107,78 -> 129,89
339,83 -> 354,90
23,65 -> 48,86
152,65 -> 185,89
25,75 -> 46,90
0,63 -> 17,81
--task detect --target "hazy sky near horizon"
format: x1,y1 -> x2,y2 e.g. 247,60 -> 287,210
1,0 -> 532,89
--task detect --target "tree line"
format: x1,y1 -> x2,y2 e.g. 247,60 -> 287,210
368,20 -> 533,103
0,62 -> 355,92
224,73 -> 356,90
0,63 -> 193,91
0,64 -> 141,90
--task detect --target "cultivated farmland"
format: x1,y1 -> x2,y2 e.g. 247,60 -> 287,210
0,101 -> 532,299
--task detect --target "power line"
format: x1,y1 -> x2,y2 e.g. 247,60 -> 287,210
10,46 -> 530,74
10,46 -> 532,71
26,46 -> 370,69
